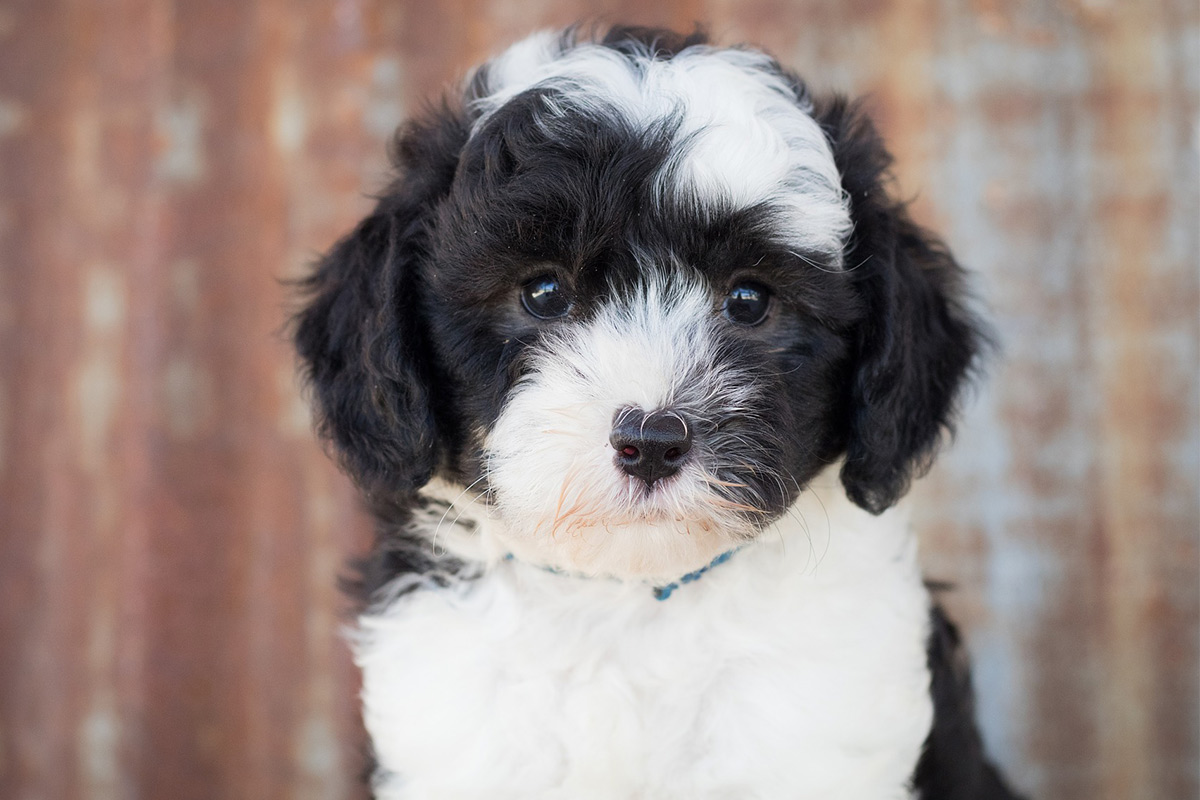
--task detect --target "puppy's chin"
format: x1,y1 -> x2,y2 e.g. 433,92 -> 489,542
482,452 -> 764,581
485,454 -> 760,581
495,510 -> 745,583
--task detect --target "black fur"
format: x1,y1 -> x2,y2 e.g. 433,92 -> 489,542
294,107 -> 472,600
918,605 -> 1028,799
294,108 -> 469,500
293,25 -> 1017,796
811,95 -> 987,514
599,23 -> 709,59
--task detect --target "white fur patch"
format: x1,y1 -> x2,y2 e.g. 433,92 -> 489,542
471,32 -> 851,261
483,277 -> 759,582
357,470 -> 933,799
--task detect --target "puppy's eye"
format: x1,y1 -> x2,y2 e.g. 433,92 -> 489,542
520,275 -> 572,319
723,282 -> 771,326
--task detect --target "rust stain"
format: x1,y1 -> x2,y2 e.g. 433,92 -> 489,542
0,2 -> 1195,799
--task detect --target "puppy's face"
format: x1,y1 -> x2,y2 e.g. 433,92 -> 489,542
296,28 -> 982,583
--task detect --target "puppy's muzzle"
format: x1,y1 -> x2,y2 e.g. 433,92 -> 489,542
610,407 -> 693,487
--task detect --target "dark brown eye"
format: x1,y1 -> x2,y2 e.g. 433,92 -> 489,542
520,275 -> 571,319
723,282 -> 771,326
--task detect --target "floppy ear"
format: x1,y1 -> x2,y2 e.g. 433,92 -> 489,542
293,107 -> 467,497
815,97 -> 987,514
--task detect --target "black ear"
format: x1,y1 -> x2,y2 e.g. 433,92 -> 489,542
293,106 -> 467,497
815,97 -> 988,514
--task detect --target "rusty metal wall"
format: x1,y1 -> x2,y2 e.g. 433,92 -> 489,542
0,2 -> 1195,799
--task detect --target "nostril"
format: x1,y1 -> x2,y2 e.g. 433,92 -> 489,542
610,406 -> 695,486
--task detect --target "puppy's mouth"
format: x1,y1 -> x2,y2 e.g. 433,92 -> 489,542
614,485 -> 703,523
610,466 -> 766,529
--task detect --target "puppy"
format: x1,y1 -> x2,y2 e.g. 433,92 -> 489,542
295,25 -> 1025,800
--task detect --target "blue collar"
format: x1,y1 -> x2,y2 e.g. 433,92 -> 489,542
651,549 -> 741,600
504,548 -> 742,601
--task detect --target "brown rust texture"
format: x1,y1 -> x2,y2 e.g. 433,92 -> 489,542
0,1 -> 1195,798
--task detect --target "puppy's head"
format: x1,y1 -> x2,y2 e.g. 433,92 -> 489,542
295,27 -> 983,580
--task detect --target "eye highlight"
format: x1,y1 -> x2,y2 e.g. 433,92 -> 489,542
520,275 -> 572,319
723,282 -> 771,326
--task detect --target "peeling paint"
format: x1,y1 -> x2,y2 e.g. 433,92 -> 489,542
76,267 -> 125,473
0,98 -> 27,136
277,363 -> 313,439
76,355 -> 120,474
155,91 -> 207,184
85,267 -> 126,332
79,702 -> 120,797
273,72 -> 307,155
973,629 -> 1026,785
299,715 -> 337,777
365,57 -> 406,140
164,358 -> 213,439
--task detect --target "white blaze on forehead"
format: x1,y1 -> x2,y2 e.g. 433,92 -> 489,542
559,277 -> 728,410
472,31 -> 852,261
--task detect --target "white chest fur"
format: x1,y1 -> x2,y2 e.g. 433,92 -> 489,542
356,480 -> 934,800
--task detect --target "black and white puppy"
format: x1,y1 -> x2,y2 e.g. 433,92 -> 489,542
295,25 -> 1025,800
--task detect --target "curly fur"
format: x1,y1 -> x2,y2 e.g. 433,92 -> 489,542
293,24 -> 1022,800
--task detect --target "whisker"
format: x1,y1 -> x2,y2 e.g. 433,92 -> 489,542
432,474 -> 490,556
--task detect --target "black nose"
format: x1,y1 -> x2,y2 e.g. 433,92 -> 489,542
609,407 -> 693,487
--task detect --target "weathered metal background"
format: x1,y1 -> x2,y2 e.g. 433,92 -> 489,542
0,1 -> 1195,799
